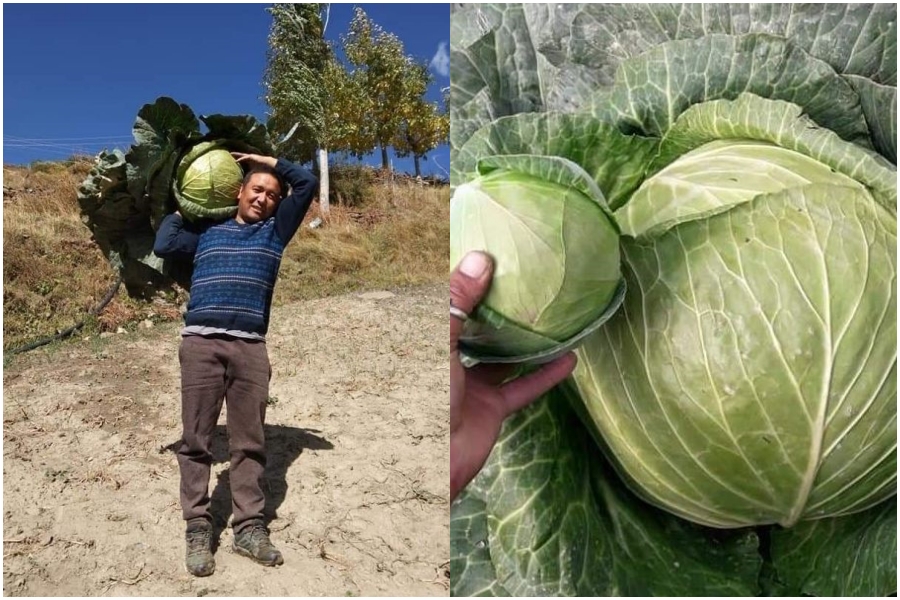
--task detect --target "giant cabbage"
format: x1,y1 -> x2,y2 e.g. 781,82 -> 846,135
77,97 -> 277,295
450,4 -> 897,596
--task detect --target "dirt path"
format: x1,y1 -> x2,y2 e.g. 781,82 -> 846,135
2,283 -> 449,596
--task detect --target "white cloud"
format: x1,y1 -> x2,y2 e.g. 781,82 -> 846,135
429,41 -> 450,78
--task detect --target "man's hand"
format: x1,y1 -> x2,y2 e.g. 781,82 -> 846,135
450,251 -> 577,501
231,152 -> 277,169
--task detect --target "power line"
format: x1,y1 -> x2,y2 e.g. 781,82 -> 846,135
5,135 -> 134,142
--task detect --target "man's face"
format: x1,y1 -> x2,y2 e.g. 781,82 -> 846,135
236,173 -> 281,223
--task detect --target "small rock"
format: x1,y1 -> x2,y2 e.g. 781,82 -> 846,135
116,327 -> 127,334
99,332 -> 114,339
359,291 -> 395,300
39,533 -> 53,546
141,319 -> 154,329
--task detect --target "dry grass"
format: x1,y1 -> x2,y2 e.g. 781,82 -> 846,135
3,159 -> 449,352
278,181 -> 449,302
3,159 -> 129,349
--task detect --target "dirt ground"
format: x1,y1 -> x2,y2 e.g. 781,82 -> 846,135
2,283 -> 449,596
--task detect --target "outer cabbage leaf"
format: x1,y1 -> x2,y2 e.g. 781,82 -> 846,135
452,390 -> 763,596
616,94 -> 898,238
455,112 -> 659,207
521,3 -> 896,93
450,4 -> 896,168
590,34 -> 871,149
126,97 -> 199,207
845,74 -> 898,164
200,113 -> 277,157
768,501 -> 897,596
450,491 -> 510,597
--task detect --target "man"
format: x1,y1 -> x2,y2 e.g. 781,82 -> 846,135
154,152 -> 318,577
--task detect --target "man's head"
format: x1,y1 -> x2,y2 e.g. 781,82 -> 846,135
235,166 -> 286,224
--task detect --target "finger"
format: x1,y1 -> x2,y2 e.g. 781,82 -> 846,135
467,363 -> 515,386
449,251 -> 493,351
500,352 -> 577,415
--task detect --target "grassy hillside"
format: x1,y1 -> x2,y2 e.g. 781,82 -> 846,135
3,158 -> 449,351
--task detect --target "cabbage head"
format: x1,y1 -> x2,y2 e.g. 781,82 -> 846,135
174,141 -> 243,221
450,3 -> 897,597
451,158 -> 623,362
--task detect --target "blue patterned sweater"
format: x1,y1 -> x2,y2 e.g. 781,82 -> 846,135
153,159 -> 318,335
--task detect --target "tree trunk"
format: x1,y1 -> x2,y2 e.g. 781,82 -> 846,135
414,155 -> 421,178
318,147 -> 330,218
381,144 -> 390,171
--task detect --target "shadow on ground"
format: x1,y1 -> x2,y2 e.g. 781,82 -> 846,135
161,424 -> 333,548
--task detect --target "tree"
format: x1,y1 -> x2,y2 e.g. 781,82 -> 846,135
341,8 -> 430,171
263,3 -> 335,215
393,80 -> 449,178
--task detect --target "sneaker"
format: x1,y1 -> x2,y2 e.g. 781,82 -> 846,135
233,521 -> 284,566
185,518 -> 215,577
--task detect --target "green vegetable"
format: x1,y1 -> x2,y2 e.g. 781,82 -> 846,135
174,141 -> 244,221
78,97 -> 277,294
450,3 -> 897,595
450,158 -> 623,361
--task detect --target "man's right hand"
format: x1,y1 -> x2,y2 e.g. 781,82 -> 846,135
450,251 -> 577,501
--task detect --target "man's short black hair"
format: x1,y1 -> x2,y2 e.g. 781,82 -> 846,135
242,165 -> 287,199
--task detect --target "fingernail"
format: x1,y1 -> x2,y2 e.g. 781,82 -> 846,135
459,251 -> 490,278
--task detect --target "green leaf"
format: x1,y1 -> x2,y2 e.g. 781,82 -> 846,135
476,155 -> 610,212
450,492 -> 511,597
591,34 -> 872,148
450,4 -> 544,179
615,94 -> 898,237
199,113 -> 276,156
769,501 -> 897,596
454,112 -> 659,208
450,4 -> 896,159
458,392 -> 763,596
126,97 -> 199,202
845,75 -> 898,164
651,93 -> 896,207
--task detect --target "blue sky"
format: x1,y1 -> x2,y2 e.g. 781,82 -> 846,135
2,3 -> 450,177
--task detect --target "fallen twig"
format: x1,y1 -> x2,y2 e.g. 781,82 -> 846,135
106,564 -> 149,586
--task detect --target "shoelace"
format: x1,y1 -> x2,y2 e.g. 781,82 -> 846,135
187,530 -> 212,555
247,525 -> 271,547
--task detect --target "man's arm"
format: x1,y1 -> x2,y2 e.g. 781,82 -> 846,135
272,159 -> 318,243
153,212 -> 200,258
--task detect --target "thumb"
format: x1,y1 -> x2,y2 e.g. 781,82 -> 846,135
450,251 -> 494,351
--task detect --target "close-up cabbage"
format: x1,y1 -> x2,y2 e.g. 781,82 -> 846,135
451,159 -> 624,361
450,3 -> 896,596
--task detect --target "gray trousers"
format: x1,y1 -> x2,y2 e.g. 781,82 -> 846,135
177,335 -> 270,533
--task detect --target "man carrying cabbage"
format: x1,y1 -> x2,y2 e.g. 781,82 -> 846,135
154,152 -> 317,577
